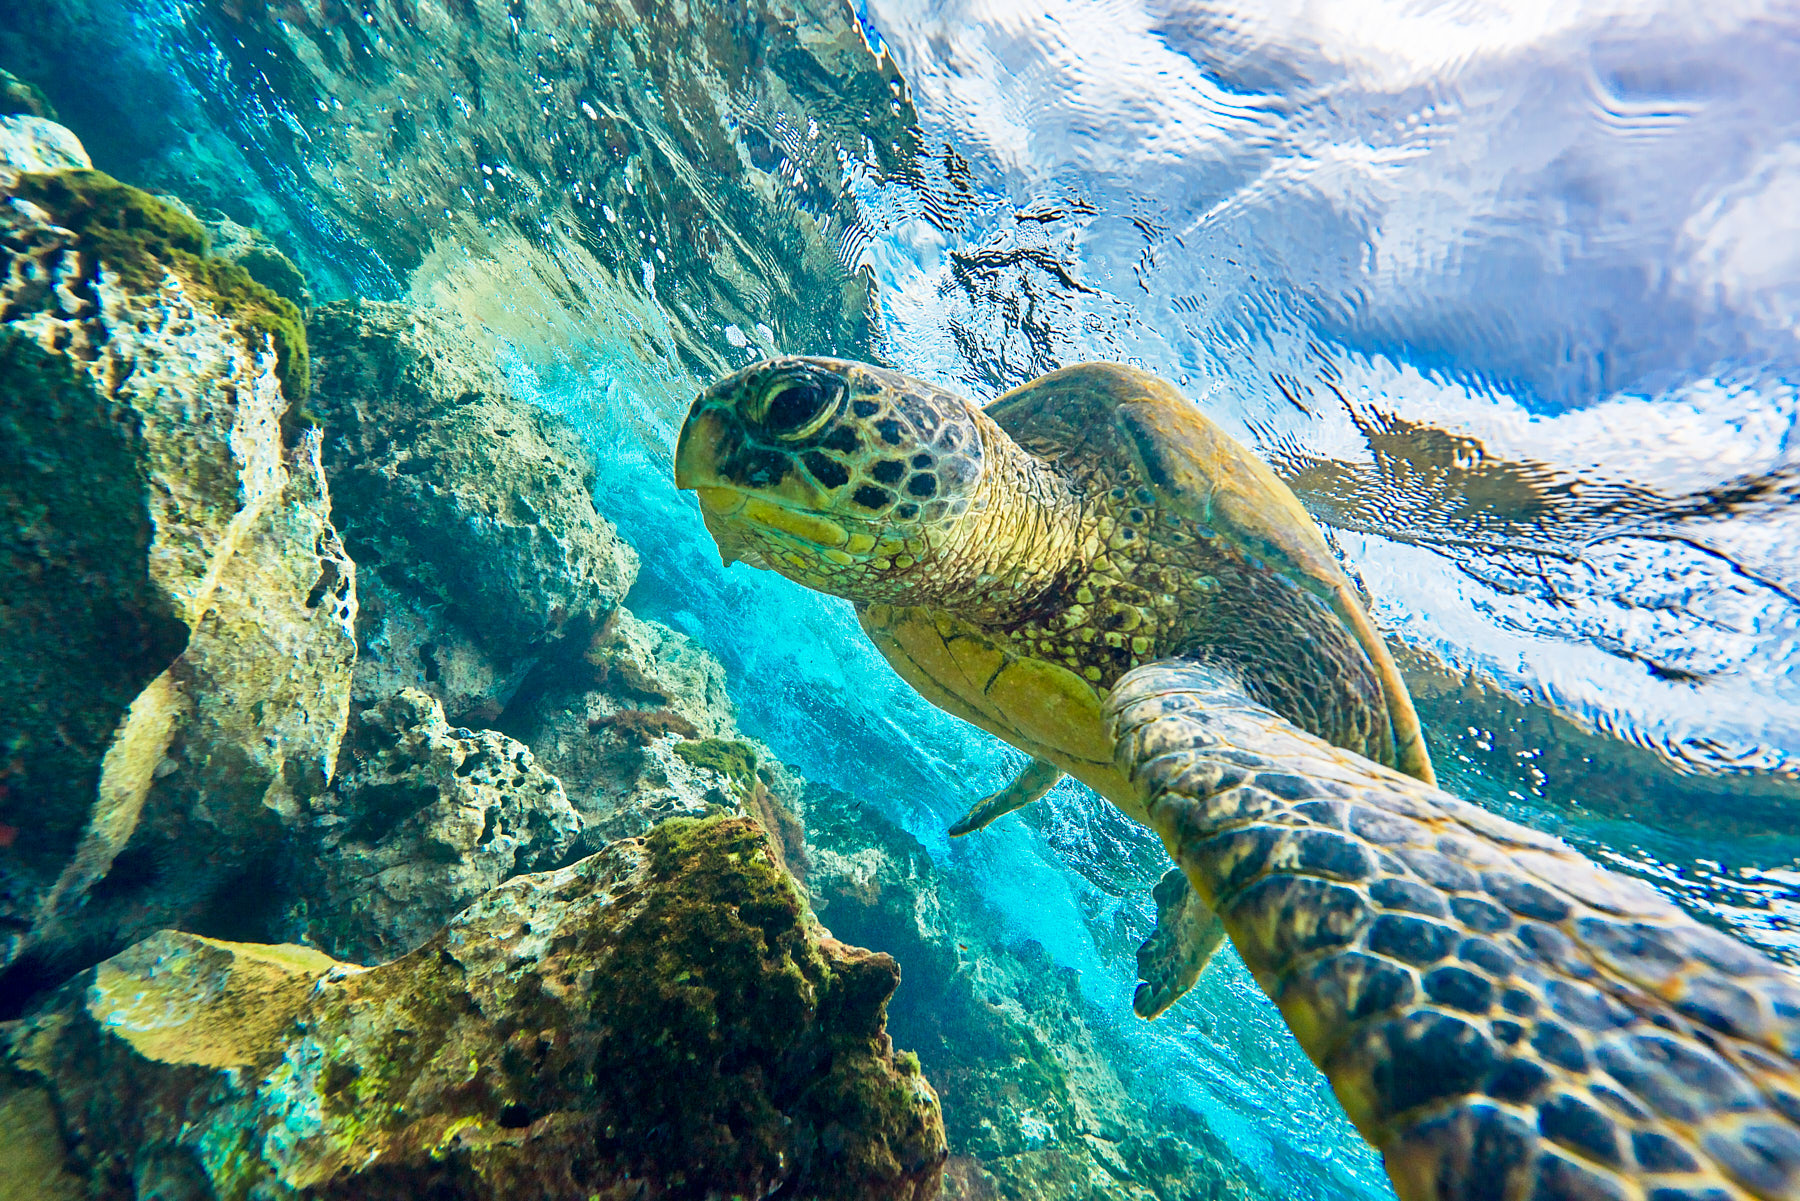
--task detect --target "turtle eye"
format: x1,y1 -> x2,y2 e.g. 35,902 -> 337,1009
755,372 -> 842,441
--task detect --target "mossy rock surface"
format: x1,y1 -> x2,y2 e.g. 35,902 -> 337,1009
673,736 -> 761,795
14,169 -> 308,403
4,817 -> 947,1199
1,151 -> 353,1016
0,70 -> 55,119
0,331 -> 189,945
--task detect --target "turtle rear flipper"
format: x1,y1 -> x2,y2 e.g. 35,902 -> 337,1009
1109,659 -> 1800,1201
949,757 -> 1061,837
1133,867 -> 1226,1020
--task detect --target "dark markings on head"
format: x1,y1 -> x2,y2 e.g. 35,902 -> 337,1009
804,453 -> 849,489
871,460 -> 906,485
852,399 -> 880,418
853,484 -> 892,510
906,475 -> 937,499
876,418 -> 905,446
896,502 -> 919,519
738,446 -> 792,489
823,425 -> 861,454
911,452 -> 935,468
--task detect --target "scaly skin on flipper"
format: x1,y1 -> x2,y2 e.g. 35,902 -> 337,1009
1107,659 -> 1800,1201
948,757 -> 1063,837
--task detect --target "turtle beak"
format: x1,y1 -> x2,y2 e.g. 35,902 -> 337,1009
676,405 -> 761,568
674,404 -> 728,494
698,501 -> 769,571
676,398 -> 846,532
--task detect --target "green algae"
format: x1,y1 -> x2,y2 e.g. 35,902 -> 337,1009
14,170 -> 310,404
672,737 -> 760,796
236,246 -> 310,308
3,812 -> 940,1198
584,817 -> 938,1197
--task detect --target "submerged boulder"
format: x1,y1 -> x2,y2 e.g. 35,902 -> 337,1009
0,121 -> 355,1002
2,817 -> 947,1200
287,689 -> 581,964
510,607 -> 752,840
307,299 -> 639,725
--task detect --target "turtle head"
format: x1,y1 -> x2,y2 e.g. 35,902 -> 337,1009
675,356 -> 986,600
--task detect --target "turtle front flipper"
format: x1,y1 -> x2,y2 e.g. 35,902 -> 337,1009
949,757 -> 1062,837
1108,659 -> 1800,1201
1134,867 -> 1227,1020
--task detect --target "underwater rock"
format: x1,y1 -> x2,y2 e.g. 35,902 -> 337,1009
147,187 -> 315,310
508,608 -> 751,838
1,817 -> 947,1201
0,128 -> 354,1002
0,112 -> 83,171
287,689 -> 580,964
805,790 -> 1258,1201
0,69 -> 55,120
198,210 -> 312,308
306,299 -> 638,722
497,595 -> 814,880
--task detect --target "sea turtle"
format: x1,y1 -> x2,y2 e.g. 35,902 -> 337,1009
676,356 -> 1433,1017
675,357 -> 1800,1200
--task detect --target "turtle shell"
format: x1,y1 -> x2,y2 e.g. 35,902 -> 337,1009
984,362 -> 1433,785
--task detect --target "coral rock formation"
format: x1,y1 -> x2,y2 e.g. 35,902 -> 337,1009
0,123 -> 354,1001
288,689 -> 581,963
1,817 -> 947,1201
306,299 -> 639,725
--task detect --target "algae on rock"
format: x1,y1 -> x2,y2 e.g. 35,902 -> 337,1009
2,817 -> 947,1201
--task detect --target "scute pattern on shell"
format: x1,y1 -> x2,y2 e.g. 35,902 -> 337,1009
1108,659 -> 1800,1201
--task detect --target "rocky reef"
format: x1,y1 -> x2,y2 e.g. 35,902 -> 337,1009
287,688 -> 580,963
0,116 -> 952,1198
306,298 -> 640,726
2,817 -> 945,1200
0,123 -> 353,1004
